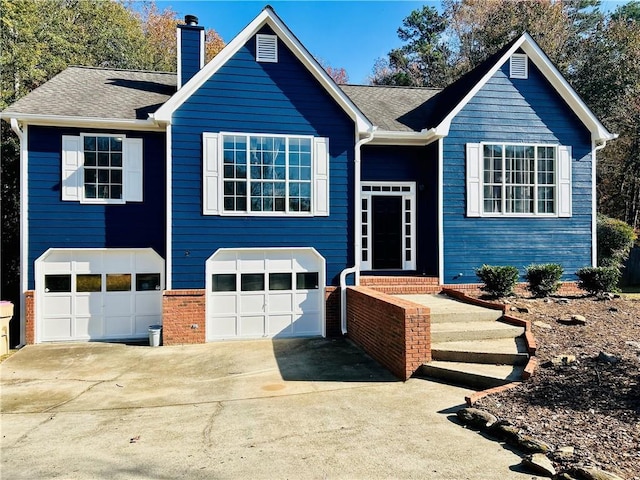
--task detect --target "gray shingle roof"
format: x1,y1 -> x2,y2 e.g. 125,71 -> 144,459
340,84 -> 441,132
2,66 -> 176,120
3,65 -> 449,132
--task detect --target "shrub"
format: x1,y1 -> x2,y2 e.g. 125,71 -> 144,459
597,215 -> 637,268
475,265 -> 520,298
576,266 -> 621,294
525,263 -> 564,297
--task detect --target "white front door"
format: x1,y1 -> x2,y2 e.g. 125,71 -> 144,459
35,249 -> 164,342
206,248 -> 325,340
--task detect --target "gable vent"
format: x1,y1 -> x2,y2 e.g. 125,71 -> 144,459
510,53 -> 528,79
256,34 -> 278,63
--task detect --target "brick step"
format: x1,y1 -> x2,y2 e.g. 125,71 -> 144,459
365,285 -> 442,294
360,276 -> 440,286
417,361 -> 525,389
431,321 -> 524,343
431,337 -> 529,366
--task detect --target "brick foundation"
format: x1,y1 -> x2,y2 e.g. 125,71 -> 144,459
162,289 -> 206,345
346,286 -> 431,381
443,281 -> 582,297
25,291 -> 35,345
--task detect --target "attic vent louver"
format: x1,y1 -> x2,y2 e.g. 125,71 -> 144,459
510,53 -> 528,79
256,34 -> 278,63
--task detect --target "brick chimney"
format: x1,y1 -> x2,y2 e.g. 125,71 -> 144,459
177,15 -> 205,89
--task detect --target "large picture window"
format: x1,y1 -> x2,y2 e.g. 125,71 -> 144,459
222,134 -> 312,213
466,143 -> 571,218
203,132 -> 329,216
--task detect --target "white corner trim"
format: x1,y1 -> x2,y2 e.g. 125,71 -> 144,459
200,29 -> 206,69
165,124 -> 172,290
177,26 -> 183,89
153,9 -> 372,133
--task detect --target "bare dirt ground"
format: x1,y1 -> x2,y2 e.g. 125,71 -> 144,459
475,294 -> 640,479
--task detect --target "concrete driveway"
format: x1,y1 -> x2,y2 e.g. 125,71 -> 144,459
1,338 -> 535,479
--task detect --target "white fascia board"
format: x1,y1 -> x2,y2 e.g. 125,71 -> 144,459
518,35 -> 616,144
434,33 -> 616,143
153,9 -> 372,133
1,113 -> 164,132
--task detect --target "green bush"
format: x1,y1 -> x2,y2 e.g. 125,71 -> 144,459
597,215 -> 637,268
576,266 -> 621,294
525,263 -> 563,297
475,265 -> 520,298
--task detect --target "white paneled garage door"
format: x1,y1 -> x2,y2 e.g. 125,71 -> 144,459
35,248 -> 164,342
206,248 -> 325,340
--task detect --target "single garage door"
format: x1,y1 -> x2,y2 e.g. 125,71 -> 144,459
206,248 -> 325,340
35,248 -> 164,342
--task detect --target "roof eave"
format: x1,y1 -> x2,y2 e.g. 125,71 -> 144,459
0,112 -> 164,131
154,8 -> 372,132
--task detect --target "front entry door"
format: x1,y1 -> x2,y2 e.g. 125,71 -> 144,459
372,196 -> 403,269
361,182 -> 416,271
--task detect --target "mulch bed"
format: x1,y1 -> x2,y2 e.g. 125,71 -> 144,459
473,294 -> 640,479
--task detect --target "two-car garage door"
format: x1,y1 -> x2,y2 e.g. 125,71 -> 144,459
206,248 -> 325,340
35,249 -> 164,342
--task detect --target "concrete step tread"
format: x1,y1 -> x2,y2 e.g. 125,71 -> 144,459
431,337 -> 527,355
421,361 -> 525,382
431,321 -> 523,333
394,294 -> 502,316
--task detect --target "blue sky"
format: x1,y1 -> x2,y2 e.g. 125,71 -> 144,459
154,0 -> 629,84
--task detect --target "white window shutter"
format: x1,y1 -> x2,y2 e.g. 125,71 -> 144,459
62,135 -> 82,201
313,137 -> 330,216
203,133 -> 220,215
124,138 -> 143,202
557,145 -> 572,217
466,143 -> 482,217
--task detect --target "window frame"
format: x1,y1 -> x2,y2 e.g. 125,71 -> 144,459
469,142 -> 570,218
80,133 -> 126,205
219,132 -> 317,217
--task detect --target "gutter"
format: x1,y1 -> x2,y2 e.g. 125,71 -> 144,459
339,127 -> 376,335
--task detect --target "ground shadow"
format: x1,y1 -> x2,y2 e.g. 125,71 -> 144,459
271,337 -> 399,383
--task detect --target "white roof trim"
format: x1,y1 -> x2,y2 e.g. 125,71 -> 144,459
1,113 -> 164,131
432,33 -> 615,144
154,8 -> 372,133
365,128 -> 443,146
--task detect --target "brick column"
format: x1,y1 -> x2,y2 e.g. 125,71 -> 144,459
162,290 -> 206,345
25,291 -> 35,345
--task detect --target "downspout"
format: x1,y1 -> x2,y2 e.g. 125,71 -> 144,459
10,118 -> 26,348
592,139 -> 609,267
339,127 -> 376,335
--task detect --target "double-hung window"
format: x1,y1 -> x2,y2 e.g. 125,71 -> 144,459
202,132 -> 329,216
466,142 -> 572,217
61,133 -> 143,204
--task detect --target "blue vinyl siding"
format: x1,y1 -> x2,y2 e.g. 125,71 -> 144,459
27,126 -> 166,289
361,144 -> 439,275
171,26 -> 355,288
178,25 -> 203,86
442,61 -> 593,283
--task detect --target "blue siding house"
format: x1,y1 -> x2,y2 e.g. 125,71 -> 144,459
1,6 -> 615,345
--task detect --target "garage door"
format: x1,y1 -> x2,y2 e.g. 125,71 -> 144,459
206,248 -> 325,340
35,248 -> 164,342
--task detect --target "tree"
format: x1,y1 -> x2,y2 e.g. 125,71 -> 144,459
371,5 -> 452,87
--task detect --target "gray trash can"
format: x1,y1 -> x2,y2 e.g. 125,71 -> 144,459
148,325 -> 162,347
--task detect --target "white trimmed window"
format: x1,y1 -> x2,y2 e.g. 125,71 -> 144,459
466,143 -> 572,217
203,132 -> 329,216
61,134 -> 143,204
